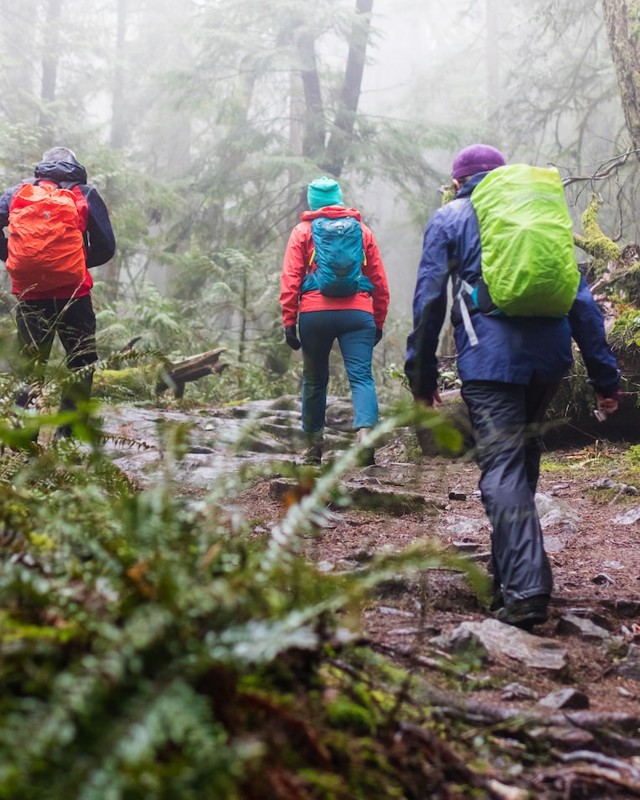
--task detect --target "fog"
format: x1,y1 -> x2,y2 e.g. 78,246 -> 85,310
0,0 -> 636,359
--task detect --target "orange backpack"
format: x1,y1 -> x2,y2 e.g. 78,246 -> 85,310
7,180 -> 88,294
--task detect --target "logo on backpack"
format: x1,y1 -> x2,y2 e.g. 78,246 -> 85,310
466,164 -> 580,318
7,180 -> 88,294
301,215 -> 373,297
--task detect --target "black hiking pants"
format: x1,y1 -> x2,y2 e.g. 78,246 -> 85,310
461,379 -> 560,607
14,294 -> 98,432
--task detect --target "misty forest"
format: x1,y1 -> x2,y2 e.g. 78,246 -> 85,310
1,1 -> 640,798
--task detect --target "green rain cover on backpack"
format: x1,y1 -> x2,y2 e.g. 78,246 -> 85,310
470,164 -> 580,317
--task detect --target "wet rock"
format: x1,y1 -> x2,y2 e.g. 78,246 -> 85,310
437,619 -> 568,672
501,682 -> 538,701
563,607 -> 615,631
535,492 -> 581,533
349,485 -> 442,516
446,518 -> 486,538
592,573 -> 615,585
611,600 -> 640,617
616,643 -> 640,681
594,478 -> 639,496
556,613 -> 611,641
538,688 -> 590,710
543,535 -> 565,553
614,507 -> 640,525
268,478 -> 304,503
451,541 -> 483,552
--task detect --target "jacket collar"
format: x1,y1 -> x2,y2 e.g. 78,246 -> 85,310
301,205 -> 361,222
456,171 -> 490,199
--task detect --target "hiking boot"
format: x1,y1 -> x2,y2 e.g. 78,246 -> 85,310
488,592 -> 504,613
303,436 -> 323,466
494,595 -> 549,632
355,428 -> 375,467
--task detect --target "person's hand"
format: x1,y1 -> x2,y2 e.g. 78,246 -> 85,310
595,392 -> 619,418
284,325 -> 302,350
414,390 -> 442,408
374,328 -> 383,346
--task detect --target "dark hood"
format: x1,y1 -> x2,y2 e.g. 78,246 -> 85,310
456,171 -> 491,199
34,159 -> 88,185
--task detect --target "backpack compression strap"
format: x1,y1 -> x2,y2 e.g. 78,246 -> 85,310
456,281 -> 479,347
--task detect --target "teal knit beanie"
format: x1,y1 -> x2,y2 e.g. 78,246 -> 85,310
307,177 -> 344,210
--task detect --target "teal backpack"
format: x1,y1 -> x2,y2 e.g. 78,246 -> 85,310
465,164 -> 580,320
302,216 -> 373,297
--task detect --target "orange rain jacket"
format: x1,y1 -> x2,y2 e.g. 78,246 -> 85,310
279,206 -> 390,329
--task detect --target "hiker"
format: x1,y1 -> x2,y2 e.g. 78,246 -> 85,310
0,146 -> 116,441
280,177 -> 390,465
405,144 -> 620,630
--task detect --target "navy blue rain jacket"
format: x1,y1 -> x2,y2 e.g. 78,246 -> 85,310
405,172 -> 620,398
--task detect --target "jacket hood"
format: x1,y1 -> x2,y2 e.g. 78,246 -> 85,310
456,171 -> 489,199
300,206 -> 361,222
35,159 -> 88,185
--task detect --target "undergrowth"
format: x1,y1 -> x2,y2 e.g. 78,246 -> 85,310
0,402 -> 496,800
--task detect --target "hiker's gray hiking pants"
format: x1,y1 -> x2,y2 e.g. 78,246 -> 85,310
461,379 -> 560,606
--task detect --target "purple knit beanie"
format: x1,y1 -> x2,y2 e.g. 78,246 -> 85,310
452,144 -> 506,180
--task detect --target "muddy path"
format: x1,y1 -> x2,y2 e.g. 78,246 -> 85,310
101,397 -> 640,781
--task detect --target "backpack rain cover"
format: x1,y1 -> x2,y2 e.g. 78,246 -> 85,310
7,181 -> 87,294
470,164 -> 580,317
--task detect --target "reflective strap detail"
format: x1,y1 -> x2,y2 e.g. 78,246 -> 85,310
457,280 -> 479,347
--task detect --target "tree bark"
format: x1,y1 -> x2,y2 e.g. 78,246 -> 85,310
323,0 -> 374,177
602,0 -> 640,149
298,32 -> 326,163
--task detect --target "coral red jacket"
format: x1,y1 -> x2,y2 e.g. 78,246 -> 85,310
279,206 -> 390,329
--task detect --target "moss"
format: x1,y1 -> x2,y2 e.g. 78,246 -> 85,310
441,184 -> 457,205
574,193 -> 622,276
325,697 -> 377,735
610,307 -> 640,353
93,365 -> 158,400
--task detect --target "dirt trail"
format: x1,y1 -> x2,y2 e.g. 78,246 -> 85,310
236,436 -> 640,716
103,400 -> 640,714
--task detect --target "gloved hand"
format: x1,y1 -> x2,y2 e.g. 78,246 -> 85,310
414,390 -> 442,407
285,325 -> 302,350
374,328 -> 383,346
595,390 -> 619,418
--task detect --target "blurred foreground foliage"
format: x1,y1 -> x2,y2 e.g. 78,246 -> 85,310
0,405 -> 492,800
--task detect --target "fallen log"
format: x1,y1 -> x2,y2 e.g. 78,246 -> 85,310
94,347 -> 227,400
155,347 -> 228,398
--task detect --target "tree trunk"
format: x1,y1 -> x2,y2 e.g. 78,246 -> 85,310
0,1 -> 38,125
39,0 -> 64,145
110,0 -> 128,150
602,0 -> 640,149
323,0 -> 374,177
298,32 -> 326,163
